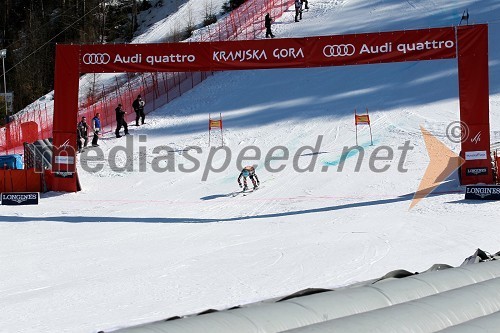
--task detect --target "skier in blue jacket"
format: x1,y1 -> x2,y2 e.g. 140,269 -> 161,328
238,166 -> 260,191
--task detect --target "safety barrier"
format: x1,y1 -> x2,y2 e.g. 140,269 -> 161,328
0,0 -> 294,154
0,169 -> 42,192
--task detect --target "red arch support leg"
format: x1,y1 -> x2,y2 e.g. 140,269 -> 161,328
51,45 -> 80,192
457,24 -> 493,184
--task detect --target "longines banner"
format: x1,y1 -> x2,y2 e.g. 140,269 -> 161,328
78,27 -> 456,73
465,185 -> 500,200
2,192 -> 39,205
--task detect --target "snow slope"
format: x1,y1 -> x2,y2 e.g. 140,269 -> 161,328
2,1 -> 500,333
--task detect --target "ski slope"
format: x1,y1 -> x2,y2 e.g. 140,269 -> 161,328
2,1 -> 500,332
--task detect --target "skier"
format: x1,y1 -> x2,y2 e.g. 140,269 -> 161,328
237,166 -> 260,191
132,94 -> 146,126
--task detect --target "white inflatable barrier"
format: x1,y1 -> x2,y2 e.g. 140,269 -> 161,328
109,260 -> 500,333
284,277 -> 500,332
436,310 -> 500,332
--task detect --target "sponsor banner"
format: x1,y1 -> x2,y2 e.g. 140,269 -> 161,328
465,167 -> 488,176
53,171 -> 75,178
54,156 -> 75,164
465,185 -> 500,200
52,133 -> 77,168
78,27 -> 456,73
80,42 -> 211,73
465,150 -> 487,160
466,167 -> 488,176
309,28 -> 456,67
2,192 -> 39,205
210,38 -> 308,70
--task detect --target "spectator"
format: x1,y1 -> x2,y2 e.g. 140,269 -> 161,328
265,13 -> 275,38
76,128 -> 83,153
295,0 -> 303,22
91,113 -> 101,147
115,104 -> 129,138
303,0 -> 309,10
77,116 -> 89,148
132,94 -> 146,126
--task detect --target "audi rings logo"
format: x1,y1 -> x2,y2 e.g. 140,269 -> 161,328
82,53 -> 111,65
323,44 -> 356,57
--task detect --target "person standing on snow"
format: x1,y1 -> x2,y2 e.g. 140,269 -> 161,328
91,113 -> 101,147
76,128 -> 83,153
115,103 -> 129,138
295,0 -> 303,22
77,116 -> 89,148
265,13 -> 275,38
132,94 -> 146,126
237,166 -> 260,191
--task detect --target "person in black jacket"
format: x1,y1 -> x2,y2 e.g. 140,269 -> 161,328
265,13 -> 275,38
115,104 -> 129,138
132,94 -> 146,126
76,128 -> 83,153
295,0 -> 303,22
77,116 -> 89,148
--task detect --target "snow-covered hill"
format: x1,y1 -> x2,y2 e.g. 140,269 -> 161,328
1,1 -> 500,333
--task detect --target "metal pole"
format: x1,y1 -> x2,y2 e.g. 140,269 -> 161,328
354,108 -> 358,145
1,50 -> 7,119
220,113 -> 224,147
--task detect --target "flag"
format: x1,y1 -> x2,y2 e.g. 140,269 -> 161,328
355,114 -> 370,125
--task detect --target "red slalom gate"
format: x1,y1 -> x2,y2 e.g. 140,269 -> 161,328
50,25 -> 492,192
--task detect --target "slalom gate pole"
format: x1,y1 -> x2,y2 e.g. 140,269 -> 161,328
367,108 -> 373,146
354,109 -> 358,145
220,113 -> 224,147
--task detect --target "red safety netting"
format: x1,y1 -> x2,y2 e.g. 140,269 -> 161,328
0,0 -> 293,154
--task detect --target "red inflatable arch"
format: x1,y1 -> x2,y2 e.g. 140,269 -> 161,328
51,24 -> 492,192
